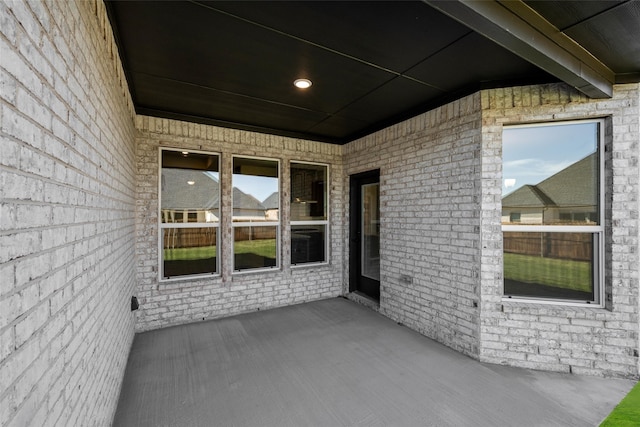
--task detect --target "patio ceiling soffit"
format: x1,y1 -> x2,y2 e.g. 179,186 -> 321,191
424,0 -> 615,98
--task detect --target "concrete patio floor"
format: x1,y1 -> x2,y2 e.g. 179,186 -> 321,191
113,298 -> 635,427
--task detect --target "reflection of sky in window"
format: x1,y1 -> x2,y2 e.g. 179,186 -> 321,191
204,171 -> 219,182
502,122 -> 598,196
233,174 -> 278,203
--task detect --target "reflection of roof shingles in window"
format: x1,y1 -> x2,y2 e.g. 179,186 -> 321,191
503,185 -> 555,208
502,153 -> 596,208
161,169 -> 219,210
233,187 -> 265,213
162,168 -> 273,214
262,192 -> 279,210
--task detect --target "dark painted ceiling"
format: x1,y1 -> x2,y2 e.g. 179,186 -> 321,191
105,1 -> 640,144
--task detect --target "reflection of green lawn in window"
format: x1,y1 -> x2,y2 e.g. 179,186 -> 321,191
234,239 -> 276,258
164,246 -> 216,261
163,240 -> 276,261
504,252 -> 591,292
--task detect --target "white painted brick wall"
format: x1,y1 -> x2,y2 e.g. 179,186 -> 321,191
0,1 -> 137,425
344,95 -> 483,358
134,116 -> 345,331
479,83 -> 640,378
343,83 -> 639,378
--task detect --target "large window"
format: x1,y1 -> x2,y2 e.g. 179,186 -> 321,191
160,149 -> 219,279
501,120 -> 604,304
159,152 -> 332,278
290,162 -> 328,265
233,156 -> 279,271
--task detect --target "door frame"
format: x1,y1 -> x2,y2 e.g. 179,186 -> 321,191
349,169 -> 380,300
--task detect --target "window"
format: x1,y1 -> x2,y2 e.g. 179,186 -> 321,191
159,152 -> 331,277
160,149 -> 219,279
501,120 -> 604,304
233,156 -> 279,271
290,162 -> 329,265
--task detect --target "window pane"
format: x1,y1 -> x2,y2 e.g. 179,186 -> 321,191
291,163 -> 327,221
161,151 -> 219,223
291,225 -> 326,264
503,232 -> 595,301
362,183 -> 380,281
163,227 -> 217,278
502,122 -> 599,225
234,226 -> 277,270
233,157 -> 279,222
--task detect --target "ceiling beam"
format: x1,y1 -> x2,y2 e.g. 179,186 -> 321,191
423,0 -> 615,98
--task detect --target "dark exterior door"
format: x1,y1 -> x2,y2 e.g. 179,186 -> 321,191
349,170 -> 380,301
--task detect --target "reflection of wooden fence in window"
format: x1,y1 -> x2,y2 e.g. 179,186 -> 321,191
503,232 -> 592,262
163,228 -> 216,249
234,227 -> 276,242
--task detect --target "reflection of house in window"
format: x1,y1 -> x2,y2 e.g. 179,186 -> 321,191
502,153 -> 597,225
160,150 -> 220,279
161,169 -> 219,223
262,192 -> 279,221
232,157 -> 279,271
232,187 -> 266,221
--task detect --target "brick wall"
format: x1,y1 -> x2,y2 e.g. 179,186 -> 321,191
344,95 -> 483,357
0,0 -> 136,425
134,116 -> 344,332
343,83 -> 639,378
479,83 -> 640,377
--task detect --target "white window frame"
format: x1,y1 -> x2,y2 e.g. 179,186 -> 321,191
158,147 -> 221,282
232,155 -> 280,273
501,119 -> 605,306
290,161 -> 330,267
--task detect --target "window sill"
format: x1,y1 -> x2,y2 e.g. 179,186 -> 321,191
159,272 -> 220,284
291,261 -> 330,269
232,266 -> 281,276
501,296 -> 605,311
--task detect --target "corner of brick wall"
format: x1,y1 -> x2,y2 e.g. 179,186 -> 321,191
1,0 -> 137,425
344,93 -> 484,358
479,83 -> 640,378
134,116 -> 346,332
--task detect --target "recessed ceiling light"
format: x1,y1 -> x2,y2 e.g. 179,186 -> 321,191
187,180 -> 195,185
182,151 -> 189,155
294,78 -> 312,89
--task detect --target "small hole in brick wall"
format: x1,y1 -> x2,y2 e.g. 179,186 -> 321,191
634,349 -> 639,357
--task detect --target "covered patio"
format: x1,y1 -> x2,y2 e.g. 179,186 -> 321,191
2,1 -> 640,426
113,298 -> 634,427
